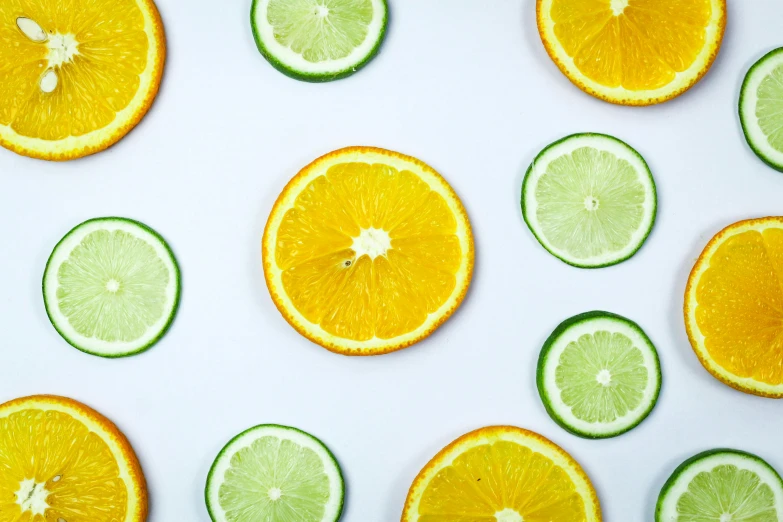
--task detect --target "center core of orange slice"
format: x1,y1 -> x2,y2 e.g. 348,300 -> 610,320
352,227 -> 391,259
496,508 -> 524,522
15,478 -> 50,516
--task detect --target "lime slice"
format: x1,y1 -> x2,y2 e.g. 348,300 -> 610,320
43,217 -> 180,358
657,449 -> 783,521
205,424 -> 345,522
740,47 -> 783,172
251,0 -> 388,82
537,311 -> 662,439
521,133 -> 657,268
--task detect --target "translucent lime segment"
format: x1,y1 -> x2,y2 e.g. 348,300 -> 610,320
677,464 -> 776,519
556,330 -> 648,423
756,64 -> 783,153
219,436 -> 330,521
268,0 -> 374,62
57,229 -> 170,342
536,146 -> 646,259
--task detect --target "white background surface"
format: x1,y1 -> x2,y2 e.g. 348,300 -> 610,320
2,1 -> 783,520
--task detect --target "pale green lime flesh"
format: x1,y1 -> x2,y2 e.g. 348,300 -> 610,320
677,465 -> 776,519
268,0 -> 374,63
219,436 -> 331,520
755,64 -> 783,154
536,148 -> 646,259
556,331 -> 648,424
57,229 -> 170,342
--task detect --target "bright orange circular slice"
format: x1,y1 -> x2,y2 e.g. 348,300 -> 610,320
262,146 -> 474,356
402,426 -> 601,522
0,0 -> 165,160
537,0 -> 726,105
0,395 -> 147,521
685,217 -> 783,398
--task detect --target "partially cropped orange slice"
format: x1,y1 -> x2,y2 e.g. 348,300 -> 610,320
0,395 -> 147,521
0,0 -> 165,160
262,146 -> 474,356
685,217 -> 783,398
537,0 -> 726,105
402,426 -> 601,522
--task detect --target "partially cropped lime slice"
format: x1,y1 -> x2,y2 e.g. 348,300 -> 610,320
206,424 -> 344,522
740,47 -> 783,172
537,311 -> 662,439
43,217 -> 180,357
657,449 -> 783,521
522,133 -> 657,268
251,0 -> 388,82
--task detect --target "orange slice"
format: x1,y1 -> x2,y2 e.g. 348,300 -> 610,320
0,0 -> 165,160
685,217 -> 783,398
402,426 -> 602,522
0,395 -> 147,521
262,146 -> 474,356
537,0 -> 726,105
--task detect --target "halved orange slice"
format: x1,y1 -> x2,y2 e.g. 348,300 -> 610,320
0,0 -> 165,160
262,146 -> 474,356
685,217 -> 783,398
402,426 -> 602,522
0,395 -> 147,521
537,0 -> 726,105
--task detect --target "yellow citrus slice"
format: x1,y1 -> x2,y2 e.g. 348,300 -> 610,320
0,395 -> 147,522
0,0 -> 165,160
262,146 -> 474,356
402,426 -> 601,522
536,0 -> 726,105
685,217 -> 783,398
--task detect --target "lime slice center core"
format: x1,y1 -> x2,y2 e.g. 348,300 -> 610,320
596,369 -> 612,386
495,508 -> 524,522
315,5 -> 329,17
268,486 -> 283,501
719,514 -> 732,522
106,279 -> 121,293
584,196 -> 600,211
352,227 -> 391,259
15,478 -> 50,516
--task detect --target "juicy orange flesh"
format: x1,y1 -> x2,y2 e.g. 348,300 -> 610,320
696,228 -> 783,385
276,161 -> 461,341
0,408 -> 127,522
0,0 -> 148,139
550,0 -> 712,90
418,441 -> 587,521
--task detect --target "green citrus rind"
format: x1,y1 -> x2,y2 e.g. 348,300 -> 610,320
656,449 -> 783,521
42,217 -> 181,358
250,0 -> 388,82
205,424 -> 345,522
521,133 -> 657,268
739,47 -> 783,172
537,311 -> 662,439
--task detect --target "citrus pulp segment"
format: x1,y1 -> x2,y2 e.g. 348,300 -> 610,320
740,47 -> 783,172
43,217 -> 181,357
656,449 -> 783,521
685,217 -> 783,397
251,0 -> 388,82
536,0 -> 726,105
0,395 -> 147,522
402,426 -> 601,522
205,424 -> 344,522
0,0 -> 165,160
262,146 -> 474,355
537,311 -> 662,439
522,133 -> 656,268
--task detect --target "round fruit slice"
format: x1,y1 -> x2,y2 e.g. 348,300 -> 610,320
206,424 -> 344,522
262,146 -> 474,355
537,311 -> 662,439
740,47 -> 783,172
536,0 -> 726,105
251,0 -> 387,82
402,426 -> 601,521
43,217 -> 180,357
685,217 -> 783,398
0,0 -> 165,160
656,449 -> 783,521
0,395 -> 147,522
521,133 -> 657,268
